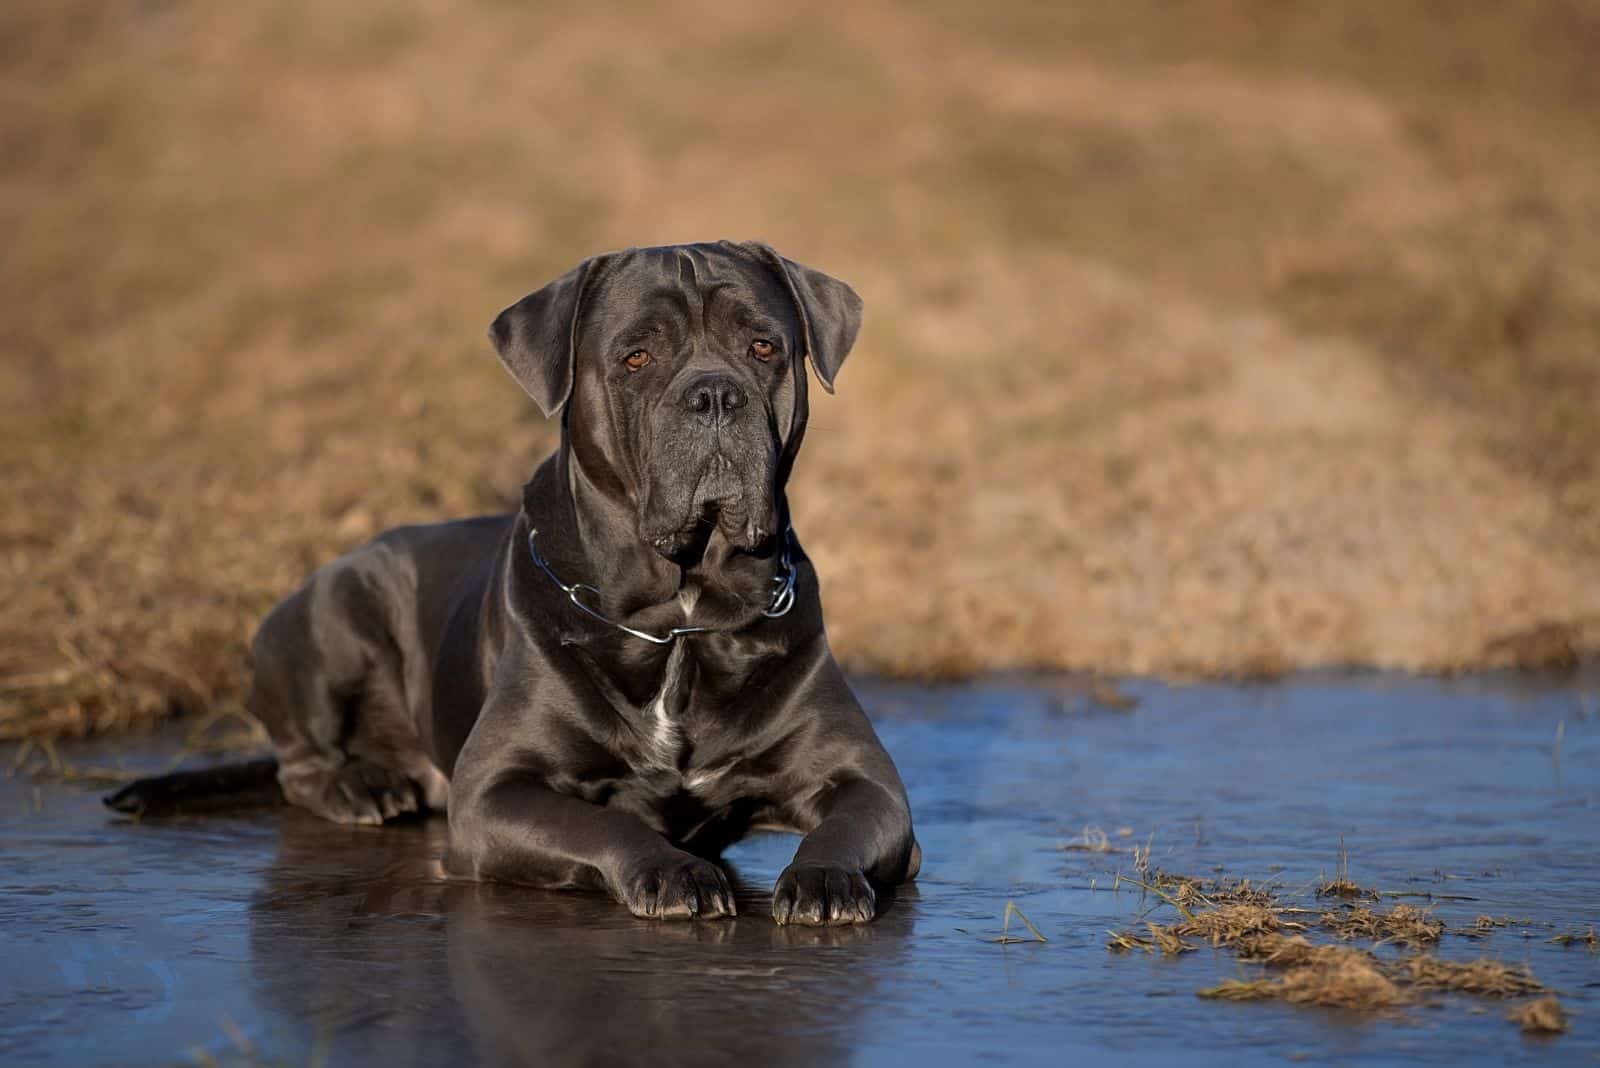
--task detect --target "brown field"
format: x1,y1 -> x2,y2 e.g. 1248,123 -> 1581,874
3,1 -> 1599,738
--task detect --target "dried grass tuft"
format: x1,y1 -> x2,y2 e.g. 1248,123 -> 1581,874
1321,904 -> 1443,949
988,901 -> 1048,945
1316,839 -> 1377,900
1108,922 -> 1195,956
1277,958 -> 1410,1010
1147,870 -> 1203,907
1116,863 -> 1561,1036
1315,877 -> 1375,900
1547,926 -> 1597,952
1197,979 -> 1278,1002
1463,915 -> 1515,939
1396,956 -> 1544,998
1200,956 -> 1408,1010
1176,904 -> 1287,946
1233,934 -> 1374,971
1202,878 -> 1281,908
1138,870 -> 1281,911
1509,997 -> 1568,1035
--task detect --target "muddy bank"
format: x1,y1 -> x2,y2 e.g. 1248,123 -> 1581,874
2,674 -> 1596,1064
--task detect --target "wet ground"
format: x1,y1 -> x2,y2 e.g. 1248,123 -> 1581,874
2,674 -> 1597,1066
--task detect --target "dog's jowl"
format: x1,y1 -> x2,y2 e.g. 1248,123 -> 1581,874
109,241 -> 920,925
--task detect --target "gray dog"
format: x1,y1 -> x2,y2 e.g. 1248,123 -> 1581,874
109,241 -> 920,925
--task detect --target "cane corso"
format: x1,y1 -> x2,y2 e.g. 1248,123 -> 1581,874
109,241 -> 920,925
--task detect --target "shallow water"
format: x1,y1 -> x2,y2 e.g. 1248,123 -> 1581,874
2,674 -> 1597,1066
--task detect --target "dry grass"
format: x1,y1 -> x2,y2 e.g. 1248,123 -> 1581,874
1510,997 -> 1569,1035
1547,927 -> 1598,952
1113,864 -> 1564,1029
1396,956 -> 1545,999
1107,922 -> 1195,957
989,901 -> 1048,945
8,706 -> 267,786
1176,904 -> 1290,946
1316,839 -> 1378,901
6,2 -> 1600,737
1195,879 -> 1282,909
1463,915 -> 1516,940
1196,931 -> 1548,1015
1200,956 -> 1409,1011
1140,870 -> 1282,911
1315,877 -> 1375,902
1232,934 -> 1368,969
1198,934 -> 1404,1011
1320,904 -> 1444,950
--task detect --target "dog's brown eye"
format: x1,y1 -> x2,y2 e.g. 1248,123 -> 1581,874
624,349 -> 652,371
749,339 -> 774,362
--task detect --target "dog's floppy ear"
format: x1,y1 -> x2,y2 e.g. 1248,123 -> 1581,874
488,255 -> 608,418
737,242 -> 863,393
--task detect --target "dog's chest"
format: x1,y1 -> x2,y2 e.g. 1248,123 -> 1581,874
639,641 -> 691,771
631,642 -> 734,797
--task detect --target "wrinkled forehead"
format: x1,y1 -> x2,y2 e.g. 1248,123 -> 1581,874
582,245 -> 797,346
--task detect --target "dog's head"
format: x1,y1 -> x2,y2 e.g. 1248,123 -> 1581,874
490,241 -> 861,561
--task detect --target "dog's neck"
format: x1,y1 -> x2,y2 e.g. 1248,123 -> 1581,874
522,447 -> 788,638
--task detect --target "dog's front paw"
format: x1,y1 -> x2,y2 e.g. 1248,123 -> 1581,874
616,854 -> 736,920
772,863 -> 876,926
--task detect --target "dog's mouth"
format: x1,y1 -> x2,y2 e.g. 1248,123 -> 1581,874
642,454 -> 777,563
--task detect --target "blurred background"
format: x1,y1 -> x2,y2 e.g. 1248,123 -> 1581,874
3,0 -> 1598,740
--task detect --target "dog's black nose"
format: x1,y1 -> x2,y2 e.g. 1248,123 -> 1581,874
682,374 -> 747,426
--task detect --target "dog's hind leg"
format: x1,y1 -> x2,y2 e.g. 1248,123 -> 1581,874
253,645 -> 448,825
250,564 -> 449,826
341,669 -> 451,819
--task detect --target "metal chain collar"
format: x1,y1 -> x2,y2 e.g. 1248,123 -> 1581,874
526,526 -> 797,645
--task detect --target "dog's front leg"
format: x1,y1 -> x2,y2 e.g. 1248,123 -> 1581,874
447,777 -> 736,919
773,777 -> 920,927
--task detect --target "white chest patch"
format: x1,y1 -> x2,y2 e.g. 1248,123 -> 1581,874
683,767 -> 725,792
642,641 -> 691,769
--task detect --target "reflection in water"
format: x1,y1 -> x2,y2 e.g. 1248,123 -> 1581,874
246,811 -> 913,1065
448,884 -> 909,1066
3,675 -> 1595,1065
246,814 -> 461,1060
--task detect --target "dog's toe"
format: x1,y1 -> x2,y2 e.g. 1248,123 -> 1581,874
618,854 -> 735,920
331,780 -> 384,825
772,863 -> 876,926
296,760 -> 426,826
